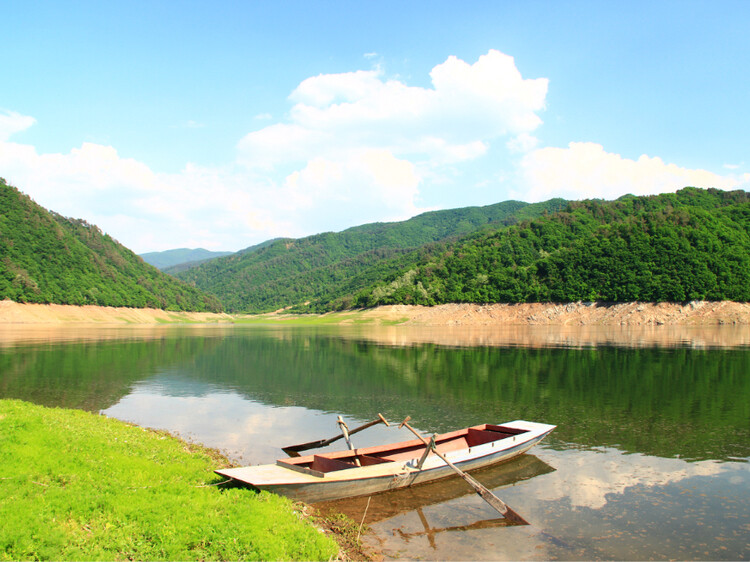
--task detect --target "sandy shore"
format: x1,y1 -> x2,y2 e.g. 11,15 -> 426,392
0,300 -> 234,324
1,298 -> 749,326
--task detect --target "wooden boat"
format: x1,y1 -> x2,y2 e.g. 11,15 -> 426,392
215,420 -> 555,503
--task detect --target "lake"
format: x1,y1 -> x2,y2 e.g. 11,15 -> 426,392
1,323 -> 748,560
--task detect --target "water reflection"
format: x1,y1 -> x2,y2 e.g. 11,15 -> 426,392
0,325 -> 226,347
2,326 -> 749,462
2,322 -> 750,349
339,324 -> 750,350
1,324 -> 749,560
333,447 -> 750,561
104,387 -> 351,465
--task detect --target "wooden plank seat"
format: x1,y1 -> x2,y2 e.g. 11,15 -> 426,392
466,428 -> 509,447
358,454 -> 394,466
311,455 -> 357,473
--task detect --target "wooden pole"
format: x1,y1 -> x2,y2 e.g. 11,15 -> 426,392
337,416 -> 361,466
399,416 -> 529,525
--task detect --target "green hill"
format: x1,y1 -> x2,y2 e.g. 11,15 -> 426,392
140,248 -> 233,270
0,178 -> 223,312
175,198 -> 567,312
355,187 -> 750,306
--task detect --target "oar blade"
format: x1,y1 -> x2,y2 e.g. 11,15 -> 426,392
281,414 -> 390,457
498,505 -> 529,526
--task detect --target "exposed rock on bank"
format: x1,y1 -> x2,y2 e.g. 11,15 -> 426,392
356,301 -> 750,326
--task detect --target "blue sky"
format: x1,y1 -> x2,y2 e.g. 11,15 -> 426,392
1,1 -> 748,253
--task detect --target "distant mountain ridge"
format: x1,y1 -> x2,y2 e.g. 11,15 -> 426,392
175,198 -> 567,312
140,248 -> 233,270
0,178 -> 222,312
161,239 -> 280,275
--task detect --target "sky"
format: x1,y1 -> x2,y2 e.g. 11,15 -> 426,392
1,1 -> 748,253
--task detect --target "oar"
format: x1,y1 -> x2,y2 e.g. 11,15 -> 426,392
399,416 -> 529,525
282,413 -> 390,457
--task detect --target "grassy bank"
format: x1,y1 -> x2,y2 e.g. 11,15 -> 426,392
0,399 -> 339,561
233,310 -> 409,326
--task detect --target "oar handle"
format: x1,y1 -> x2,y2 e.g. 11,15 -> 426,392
348,413 -> 390,437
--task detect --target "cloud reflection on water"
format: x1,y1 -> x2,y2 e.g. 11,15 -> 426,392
102,386 -> 400,465
534,446 -> 733,510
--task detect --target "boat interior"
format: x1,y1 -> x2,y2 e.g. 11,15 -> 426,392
277,424 -> 529,475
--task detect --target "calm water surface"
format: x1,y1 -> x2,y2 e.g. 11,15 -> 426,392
1,324 -> 748,560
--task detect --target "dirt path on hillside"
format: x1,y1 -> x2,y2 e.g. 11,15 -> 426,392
1,299 -> 748,326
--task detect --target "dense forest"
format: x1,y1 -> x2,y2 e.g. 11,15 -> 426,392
354,187 -> 750,307
0,178 -> 222,312
176,198 -> 566,312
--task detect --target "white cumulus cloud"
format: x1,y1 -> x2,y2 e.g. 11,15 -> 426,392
0,127 -> 295,251
239,49 -> 548,171
233,49 -> 549,234
516,142 -> 749,202
282,148 -> 422,228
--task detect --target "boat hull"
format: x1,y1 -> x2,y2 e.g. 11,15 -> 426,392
216,420 -> 555,503
259,432 -> 547,503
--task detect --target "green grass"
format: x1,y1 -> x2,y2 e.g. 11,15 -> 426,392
379,318 -> 409,326
0,399 -> 339,561
232,311 -> 408,326
232,315 -> 346,326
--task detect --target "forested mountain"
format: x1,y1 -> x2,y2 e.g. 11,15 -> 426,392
140,248 -> 233,270
5,175 -> 744,316
0,178 -> 222,312
355,187 -> 750,307
175,198 -> 567,312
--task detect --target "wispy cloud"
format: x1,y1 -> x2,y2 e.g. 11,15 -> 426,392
0,109 -> 36,141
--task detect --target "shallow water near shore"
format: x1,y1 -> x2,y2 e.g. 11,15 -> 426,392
1,324 -> 748,560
